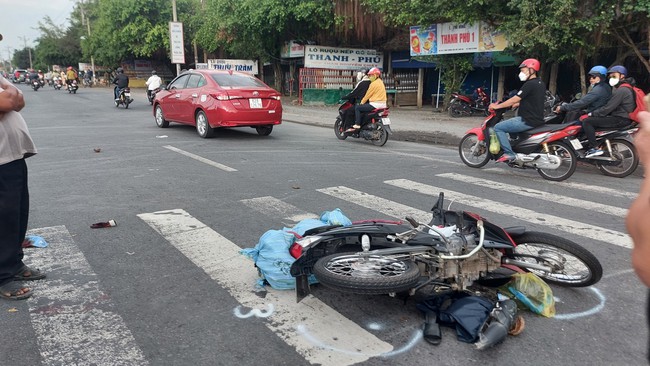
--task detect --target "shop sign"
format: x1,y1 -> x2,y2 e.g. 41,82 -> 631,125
304,46 -> 383,70
410,22 -> 508,56
207,59 -> 258,74
281,40 -> 305,58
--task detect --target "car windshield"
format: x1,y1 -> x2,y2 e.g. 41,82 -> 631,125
210,73 -> 266,88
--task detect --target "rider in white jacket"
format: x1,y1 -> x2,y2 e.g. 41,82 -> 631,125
145,70 -> 162,100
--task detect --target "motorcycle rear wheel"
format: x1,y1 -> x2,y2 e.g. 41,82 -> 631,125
509,232 -> 602,287
596,139 -> 638,178
334,117 -> 347,140
313,252 -> 420,295
537,141 -> 577,181
370,126 -> 389,146
459,133 -> 491,168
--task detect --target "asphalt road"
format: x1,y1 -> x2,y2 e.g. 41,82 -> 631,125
1,84 -> 647,366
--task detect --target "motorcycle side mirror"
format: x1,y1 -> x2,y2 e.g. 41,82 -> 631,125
405,216 -> 419,228
430,192 -> 446,226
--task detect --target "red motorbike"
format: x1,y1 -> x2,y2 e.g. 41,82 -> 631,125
458,109 -> 581,181
448,87 -> 490,117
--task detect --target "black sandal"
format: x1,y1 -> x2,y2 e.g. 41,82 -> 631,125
0,282 -> 32,300
13,265 -> 46,281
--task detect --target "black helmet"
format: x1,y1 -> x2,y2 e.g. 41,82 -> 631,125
151,70 -> 157,75
116,67 -> 123,74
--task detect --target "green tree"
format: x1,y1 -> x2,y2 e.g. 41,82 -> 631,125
33,16 -> 83,70
12,49 -> 31,69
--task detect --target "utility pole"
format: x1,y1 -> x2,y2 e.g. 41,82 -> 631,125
172,0 -> 180,76
4,46 -> 12,71
80,1 -> 96,84
19,36 -> 33,69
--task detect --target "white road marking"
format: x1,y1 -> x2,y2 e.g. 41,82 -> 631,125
318,183 -> 632,249
436,172 -> 628,217
240,196 -> 318,223
25,226 -> 148,366
482,168 -> 638,200
163,145 -> 237,172
138,209 -> 392,366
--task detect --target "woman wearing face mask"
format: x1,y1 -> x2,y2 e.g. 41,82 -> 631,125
580,65 -> 636,157
554,65 -> 611,123
488,58 -> 546,163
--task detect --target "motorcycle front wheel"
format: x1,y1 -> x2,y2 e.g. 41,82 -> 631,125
313,252 -> 420,295
334,117 -> 347,140
597,139 -> 638,178
448,99 -> 469,118
509,232 -> 602,287
459,133 -> 491,168
537,141 -> 577,181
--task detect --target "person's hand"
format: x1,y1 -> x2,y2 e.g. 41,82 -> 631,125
488,103 -> 499,110
634,111 -> 650,166
554,106 -> 561,113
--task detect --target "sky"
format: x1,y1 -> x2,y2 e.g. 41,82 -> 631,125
0,0 -> 77,61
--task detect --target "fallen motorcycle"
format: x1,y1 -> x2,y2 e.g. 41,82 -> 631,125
333,100 -> 392,146
458,108 -> 580,181
289,192 -> 602,302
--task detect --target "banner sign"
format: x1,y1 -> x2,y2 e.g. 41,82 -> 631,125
410,22 -> 507,56
281,40 -> 305,58
207,59 -> 258,74
304,46 -> 383,70
196,63 -> 208,70
134,60 -> 152,71
169,22 -> 185,64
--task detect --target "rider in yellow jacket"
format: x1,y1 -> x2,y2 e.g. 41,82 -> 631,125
351,67 -> 387,130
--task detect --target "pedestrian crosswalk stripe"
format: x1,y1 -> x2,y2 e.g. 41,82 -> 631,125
240,196 -> 318,224
383,179 -> 632,249
138,209 -> 393,366
163,145 -> 238,172
482,168 -> 638,200
318,183 -> 631,249
25,226 -> 149,366
436,172 -> 628,217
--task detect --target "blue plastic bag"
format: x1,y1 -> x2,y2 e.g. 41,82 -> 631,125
24,235 -> 48,248
320,208 -> 352,227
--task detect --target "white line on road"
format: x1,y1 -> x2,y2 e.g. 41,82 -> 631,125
163,145 -> 238,172
317,183 -> 631,249
436,172 -> 628,217
240,196 -> 318,223
138,209 -> 393,366
25,226 -> 148,366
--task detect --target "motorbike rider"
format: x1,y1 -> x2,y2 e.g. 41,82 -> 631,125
65,66 -> 77,88
554,65 -> 611,123
341,69 -> 371,131
83,67 -> 94,86
580,65 -> 635,158
27,69 -> 39,83
112,67 -> 129,101
145,70 -> 162,100
488,58 -> 547,163
351,67 -> 387,130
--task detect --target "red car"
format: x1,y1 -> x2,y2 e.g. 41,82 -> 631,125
153,69 -> 282,138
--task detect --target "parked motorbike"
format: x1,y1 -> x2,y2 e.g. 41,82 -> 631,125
333,100 -> 392,146
147,87 -> 160,105
31,79 -> 40,91
458,108 -> 580,181
289,192 -> 602,302
67,80 -> 78,94
448,87 -> 490,118
545,110 -> 639,178
115,87 -> 133,109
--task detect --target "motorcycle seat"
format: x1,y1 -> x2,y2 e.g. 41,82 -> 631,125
525,122 -> 576,135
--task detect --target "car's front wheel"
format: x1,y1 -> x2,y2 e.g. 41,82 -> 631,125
155,105 -> 169,128
196,110 -> 214,138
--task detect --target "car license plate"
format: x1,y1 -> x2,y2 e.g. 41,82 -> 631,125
382,117 -> 391,125
249,98 -> 262,109
569,138 -> 583,150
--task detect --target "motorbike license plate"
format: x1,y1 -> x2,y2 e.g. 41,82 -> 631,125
569,138 -> 583,150
249,98 -> 262,109
125,93 -> 131,97
382,117 -> 391,125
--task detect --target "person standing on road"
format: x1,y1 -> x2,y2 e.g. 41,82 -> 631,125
0,74 -> 45,301
554,65 -> 611,123
351,67 -> 386,130
580,65 -> 635,158
488,58 -> 546,163
625,95 -> 650,362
